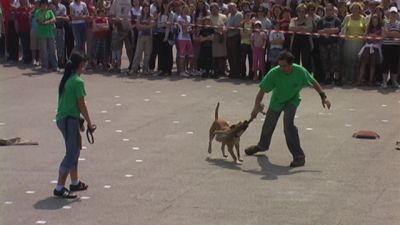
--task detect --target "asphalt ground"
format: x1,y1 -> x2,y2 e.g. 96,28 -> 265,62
0,62 -> 400,225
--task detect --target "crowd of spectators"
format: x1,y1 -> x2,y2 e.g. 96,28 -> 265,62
0,0 -> 399,88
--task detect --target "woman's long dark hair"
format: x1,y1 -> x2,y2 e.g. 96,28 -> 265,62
58,52 -> 86,96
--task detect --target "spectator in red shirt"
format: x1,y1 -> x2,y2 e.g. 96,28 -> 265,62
92,8 -> 109,69
15,0 -> 33,64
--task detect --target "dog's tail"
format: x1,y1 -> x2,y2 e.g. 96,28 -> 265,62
215,102 -> 220,120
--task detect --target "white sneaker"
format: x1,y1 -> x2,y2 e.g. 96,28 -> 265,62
381,82 -> 388,89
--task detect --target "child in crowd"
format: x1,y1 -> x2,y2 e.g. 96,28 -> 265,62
197,16 -> 214,77
177,4 -> 194,77
357,14 -> 383,86
30,0 -> 40,66
92,8 -> 109,70
251,20 -> 266,80
240,10 -> 253,79
268,20 -> 285,67
110,20 -> 124,73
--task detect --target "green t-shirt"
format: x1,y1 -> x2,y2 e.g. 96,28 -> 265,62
259,64 -> 315,112
56,74 -> 86,121
35,9 -> 55,38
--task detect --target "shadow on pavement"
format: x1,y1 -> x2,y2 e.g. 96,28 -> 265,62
242,155 -> 321,180
205,157 -> 241,170
33,197 -> 80,210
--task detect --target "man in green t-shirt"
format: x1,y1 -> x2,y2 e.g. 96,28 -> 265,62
245,51 -> 331,167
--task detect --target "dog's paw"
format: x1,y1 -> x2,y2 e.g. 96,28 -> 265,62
234,159 -> 242,165
238,158 -> 243,162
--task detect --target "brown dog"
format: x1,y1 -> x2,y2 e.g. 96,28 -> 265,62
208,102 -> 250,164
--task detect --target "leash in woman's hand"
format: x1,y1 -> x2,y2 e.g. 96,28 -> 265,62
86,124 -> 97,144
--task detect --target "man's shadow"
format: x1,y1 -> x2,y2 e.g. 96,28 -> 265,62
33,197 -> 80,210
242,155 -> 321,180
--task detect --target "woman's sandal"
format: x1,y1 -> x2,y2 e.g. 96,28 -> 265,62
53,187 -> 77,199
69,181 -> 88,192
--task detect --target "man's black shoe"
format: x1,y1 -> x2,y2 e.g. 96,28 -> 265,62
245,145 -> 263,155
289,159 -> 305,168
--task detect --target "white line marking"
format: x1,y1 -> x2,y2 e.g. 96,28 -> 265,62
101,110 -> 108,113
115,130 -> 122,133
136,160 -> 143,163
35,220 -> 47,224
105,120 -> 111,123
116,103 -> 122,106
232,90 -> 238,93
26,191 -> 35,194
155,91 -> 161,93
0,122 -> 5,125
62,205 -> 72,209
50,180 -> 58,184
114,96 -> 120,98
173,121 -> 180,124
349,108 -> 355,111
206,85 -> 211,88
381,120 -> 389,123
345,124 -> 352,127
144,99 -> 150,102
82,146 -> 87,150
122,139 -> 130,142
181,94 -> 187,97
124,174 -> 133,178
132,147 -> 140,150
186,131 -> 194,135
4,201 -> 13,205
78,158 -> 86,161
306,128 -> 313,131
80,196 -> 90,200
318,112 -> 324,115
52,119 -> 56,122
381,104 -> 387,107
260,118 -> 265,121
104,185 -> 111,189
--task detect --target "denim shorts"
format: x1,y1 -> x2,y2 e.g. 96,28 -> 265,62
71,23 -> 87,53
57,117 -> 81,173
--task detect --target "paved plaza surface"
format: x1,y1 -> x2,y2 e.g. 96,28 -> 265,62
0,63 -> 400,225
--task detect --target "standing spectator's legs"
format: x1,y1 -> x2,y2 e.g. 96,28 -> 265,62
343,39 -> 362,84
71,23 -> 87,54
48,37 -> 58,70
30,30 -> 40,66
213,57 -> 226,77
158,38 -> 173,75
300,46 -> 312,73
381,45 -> 400,88
6,21 -> 19,62
18,31 -> 32,64
283,104 -> 305,161
131,36 -> 146,72
226,34 -> 241,78
128,28 -> 138,70
86,26 -> 93,67
55,28 -> 66,67
252,47 -> 265,79
142,36 -> 153,73
40,37 -> 57,70
240,43 -> 253,79
311,38 -> 324,82
291,43 -> 301,65
39,38 -> 49,70
64,22 -> 74,59
123,31 -> 133,66
149,32 -> 162,71
0,33 -> 5,61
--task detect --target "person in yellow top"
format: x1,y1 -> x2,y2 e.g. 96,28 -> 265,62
341,2 -> 367,85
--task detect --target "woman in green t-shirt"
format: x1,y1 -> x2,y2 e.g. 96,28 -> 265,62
54,52 -> 94,198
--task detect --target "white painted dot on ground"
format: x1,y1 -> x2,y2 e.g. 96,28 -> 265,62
114,95 -> 120,98
381,104 -> 387,107
132,147 -> 140,150
181,94 -> 187,97
144,98 -> 150,102
35,220 -> 47,224
115,130 -> 122,133
122,138 -> 130,142
101,110 -> 108,113
4,201 -> 13,205
62,205 -> 72,209
232,90 -> 238,93
80,196 -> 90,200
155,91 -> 161,94
0,122 -> 5,125
306,128 -> 313,131
26,191 -> 35,194
116,103 -> 122,106
345,124 -> 352,127
349,108 -> 355,111
124,174 -> 133,178
206,85 -> 211,88
318,112 -> 324,115
78,157 -> 86,161
82,146 -> 87,150
173,120 -> 180,124
50,180 -> 58,184
381,119 -> 389,123
136,160 -> 143,163
186,131 -> 194,135
104,185 -> 111,189
105,119 -> 111,123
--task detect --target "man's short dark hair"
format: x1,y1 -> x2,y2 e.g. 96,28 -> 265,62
278,51 -> 295,65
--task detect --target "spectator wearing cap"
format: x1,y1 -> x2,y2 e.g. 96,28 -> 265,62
381,6 -> 400,88
251,20 -> 267,80
51,0 -> 68,68
317,3 -> 342,85
240,10 -> 254,79
340,2 -> 366,84
225,2 -> 243,78
35,0 -> 57,72
210,2 -> 227,77
289,3 -> 313,73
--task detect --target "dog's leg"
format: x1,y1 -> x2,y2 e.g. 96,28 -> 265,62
208,131 -> 215,154
235,143 -> 243,162
221,143 -> 228,157
227,144 -> 241,164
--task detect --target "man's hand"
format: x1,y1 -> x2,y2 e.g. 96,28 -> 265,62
322,99 -> 331,109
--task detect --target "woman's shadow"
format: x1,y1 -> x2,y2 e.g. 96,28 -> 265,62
33,197 -> 80,210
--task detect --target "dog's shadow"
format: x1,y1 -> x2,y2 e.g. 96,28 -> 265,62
205,157 -> 242,170
242,155 -> 321,180
33,197 -> 80,210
